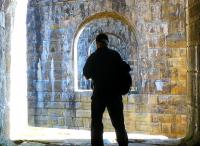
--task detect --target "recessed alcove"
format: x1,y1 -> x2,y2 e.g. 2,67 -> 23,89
73,12 -> 138,92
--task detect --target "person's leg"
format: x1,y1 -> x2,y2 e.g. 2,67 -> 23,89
107,96 -> 128,146
91,96 -> 106,146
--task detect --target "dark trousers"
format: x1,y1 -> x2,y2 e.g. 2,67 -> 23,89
91,95 -> 128,146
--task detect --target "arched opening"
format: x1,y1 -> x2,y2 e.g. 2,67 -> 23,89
73,11 -> 139,92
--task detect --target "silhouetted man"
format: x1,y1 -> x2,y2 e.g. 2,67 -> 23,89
83,33 -> 129,146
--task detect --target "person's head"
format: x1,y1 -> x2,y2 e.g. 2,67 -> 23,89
96,33 -> 109,49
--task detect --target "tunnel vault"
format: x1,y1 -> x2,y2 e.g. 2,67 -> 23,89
25,0 -> 189,139
3,1 -> 199,145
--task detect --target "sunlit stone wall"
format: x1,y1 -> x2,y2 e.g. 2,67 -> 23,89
27,0 -> 187,138
0,3 -> 8,140
186,0 -> 200,144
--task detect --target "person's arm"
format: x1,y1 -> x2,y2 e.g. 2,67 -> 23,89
114,51 -> 130,72
122,60 -> 131,72
83,55 -> 93,79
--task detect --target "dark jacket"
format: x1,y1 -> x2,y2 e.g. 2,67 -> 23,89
83,47 -> 130,97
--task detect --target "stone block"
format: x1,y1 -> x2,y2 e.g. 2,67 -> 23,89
80,102 -> 91,110
178,69 -> 187,80
148,34 -> 165,48
170,95 -> 187,105
171,80 -> 186,95
46,61 -> 62,70
34,115 -> 48,126
79,92 -> 92,101
171,123 -> 187,137
48,117 -> 59,126
162,79 -> 171,95
134,95 -> 148,104
151,114 -> 159,123
125,121 -> 136,132
148,95 -> 158,105
74,118 -> 84,127
35,108 -> 48,116
148,69 -> 161,81
150,105 -> 161,113
53,92 -> 63,101
47,81 -> 62,92
65,101 -> 81,109
161,123 -> 171,134
57,117 -> 65,126
175,115 -> 187,125
135,121 -> 151,132
187,45 -> 200,71
28,115 -> 35,126
61,92 -> 77,102
181,115 -> 188,125
166,40 -> 186,48
124,103 -> 135,111
135,113 -> 151,122
28,108 -> 36,116
28,100 -> 36,108
63,110 -> 73,117
27,93 -> 37,101
47,109 -> 64,117
135,104 -> 149,113
159,114 -> 174,123
150,123 -> 161,134
124,112 -> 136,124
44,102 -> 65,109
76,110 -> 91,118
0,11 -> 5,28
82,118 -> 91,128
127,95 -> 136,103
175,105 -> 187,114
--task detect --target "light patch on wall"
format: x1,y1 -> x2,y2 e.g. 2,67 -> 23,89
74,26 -> 89,92
10,0 -> 28,139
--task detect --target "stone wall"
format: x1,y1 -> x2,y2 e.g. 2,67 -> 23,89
0,0 -> 14,145
182,0 -> 200,145
27,0 -> 188,138
0,0 -> 199,146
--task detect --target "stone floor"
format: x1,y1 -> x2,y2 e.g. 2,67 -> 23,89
12,127 -> 181,146
15,137 -> 180,146
16,140 -> 178,146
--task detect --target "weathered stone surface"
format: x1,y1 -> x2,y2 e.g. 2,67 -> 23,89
2,0 -> 200,145
25,0 -> 188,138
0,0 -> 16,145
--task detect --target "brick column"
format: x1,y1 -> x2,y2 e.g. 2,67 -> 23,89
181,1 -> 200,145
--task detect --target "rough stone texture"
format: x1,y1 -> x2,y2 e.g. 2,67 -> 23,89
1,0 -> 200,146
0,2 -> 10,141
0,0 -> 14,145
26,0 -> 188,138
180,0 -> 200,145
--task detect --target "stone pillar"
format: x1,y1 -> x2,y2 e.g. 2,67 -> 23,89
0,1 -> 15,145
181,1 -> 200,145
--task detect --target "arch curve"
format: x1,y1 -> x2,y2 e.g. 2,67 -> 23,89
73,11 -> 139,91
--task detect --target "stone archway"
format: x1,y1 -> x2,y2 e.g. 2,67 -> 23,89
1,0 -> 200,145
73,11 -> 139,92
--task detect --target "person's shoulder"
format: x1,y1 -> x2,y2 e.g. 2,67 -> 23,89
108,48 -> 121,57
86,52 -> 96,62
107,48 -> 116,53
